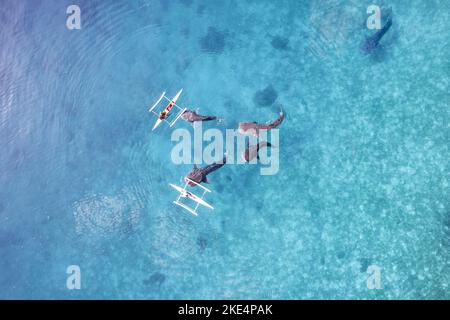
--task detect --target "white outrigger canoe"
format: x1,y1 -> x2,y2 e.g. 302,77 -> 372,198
149,89 -> 186,131
169,178 -> 213,216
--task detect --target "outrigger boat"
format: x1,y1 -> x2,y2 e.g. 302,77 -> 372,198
169,178 -> 213,216
149,89 -> 186,131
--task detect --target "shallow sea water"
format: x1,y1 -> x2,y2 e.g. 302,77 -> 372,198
0,0 -> 449,299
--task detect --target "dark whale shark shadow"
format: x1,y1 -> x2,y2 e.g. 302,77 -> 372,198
361,7 -> 397,62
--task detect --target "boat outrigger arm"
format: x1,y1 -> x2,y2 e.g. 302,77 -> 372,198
169,178 -> 213,216
149,89 -> 187,130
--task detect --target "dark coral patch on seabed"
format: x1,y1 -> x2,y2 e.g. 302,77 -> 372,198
253,85 -> 278,107
197,235 -> 208,251
200,27 -> 227,54
179,0 -> 193,7
143,272 -> 166,288
271,36 -> 290,50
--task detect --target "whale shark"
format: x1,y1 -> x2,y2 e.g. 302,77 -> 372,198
238,109 -> 284,137
181,109 -> 219,124
242,141 -> 274,162
185,153 -> 227,186
361,12 -> 393,55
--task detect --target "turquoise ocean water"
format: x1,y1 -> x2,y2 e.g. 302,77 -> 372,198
0,0 -> 449,299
